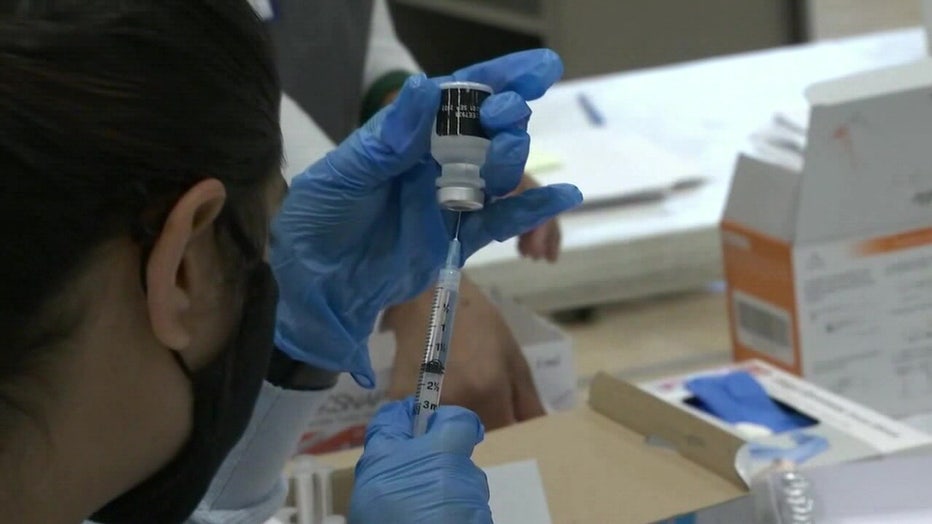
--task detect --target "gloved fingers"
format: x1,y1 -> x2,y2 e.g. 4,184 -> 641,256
436,460 -> 492,515
397,165 -> 449,293
426,406 -> 485,456
481,130 -> 529,197
437,49 -> 564,101
324,74 -> 440,191
459,184 -> 583,260
480,91 -> 531,133
789,434 -> 829,463
364,398 -> 416,453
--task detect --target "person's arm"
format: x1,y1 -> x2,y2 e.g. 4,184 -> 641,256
175,49 -> 576,524
82,383 -> 324,524
383,276 -> 545,428
359,2 -> 558,429
185,355 -> 339,524
228,49 -> 574,524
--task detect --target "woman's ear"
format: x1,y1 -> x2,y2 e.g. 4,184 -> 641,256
145,179 -> 227,351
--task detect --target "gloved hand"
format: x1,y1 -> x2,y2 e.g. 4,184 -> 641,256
272,49 -> 583,386
748,432 -> 829,465
349,398 -> 491,524
686,371 -> 812,433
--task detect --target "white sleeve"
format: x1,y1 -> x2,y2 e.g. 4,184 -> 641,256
362,0 -> 421,93
185,382 -> 329,524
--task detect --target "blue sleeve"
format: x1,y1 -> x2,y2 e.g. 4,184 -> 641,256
185,381 -> 328,524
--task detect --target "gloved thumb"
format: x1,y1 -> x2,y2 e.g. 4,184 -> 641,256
363,400 -> 484,458
325,74 -> 440,192
425,406 -> 485,457
458,184 -> 583,260
364,398 -> 416,454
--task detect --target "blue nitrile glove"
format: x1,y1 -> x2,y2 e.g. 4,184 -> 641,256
272,49 -> 582,386
350,398 -> 491,524
748,432 -> 829,464
685,371 -> 811,433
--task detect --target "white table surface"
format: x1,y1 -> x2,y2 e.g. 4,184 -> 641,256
465,28 -> 928,310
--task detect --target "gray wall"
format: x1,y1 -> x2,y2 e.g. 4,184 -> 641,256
390,0 -> 805,78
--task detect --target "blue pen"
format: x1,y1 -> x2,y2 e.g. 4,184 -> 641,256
577,92 -> 605,126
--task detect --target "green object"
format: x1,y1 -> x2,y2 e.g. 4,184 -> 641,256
360,70 -> 412,123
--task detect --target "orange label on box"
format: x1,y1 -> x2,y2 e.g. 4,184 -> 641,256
856,226 -> 932,256
721,220 -> 802,375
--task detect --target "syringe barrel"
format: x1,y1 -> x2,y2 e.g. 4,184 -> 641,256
411,240 -> 464,436
437,266 -> 461,291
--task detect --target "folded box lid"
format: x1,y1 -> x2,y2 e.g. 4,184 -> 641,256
797,58 -> 932,243
726,59 -> 932,244
723,154 -> 800,242
320,390 -> 746,523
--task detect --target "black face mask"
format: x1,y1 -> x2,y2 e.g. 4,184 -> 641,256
89,241 -> 279,524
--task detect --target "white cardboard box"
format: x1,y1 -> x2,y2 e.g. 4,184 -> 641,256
316,360 -> 932,523
722,58 -> 932,417
295,295 -> 576,454
631,360 -> 932,485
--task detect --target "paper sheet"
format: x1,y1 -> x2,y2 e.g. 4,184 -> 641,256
525,149 -> 563,175
486,459 -> 552,524
527,128 -> 703,210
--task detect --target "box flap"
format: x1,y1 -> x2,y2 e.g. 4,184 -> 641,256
722,155 -> 800,241
588,372 -> 747,488
320,407 -> 744,523
805,59 -> 932,107
795,60 -> 932,243
317,369 -> 928,522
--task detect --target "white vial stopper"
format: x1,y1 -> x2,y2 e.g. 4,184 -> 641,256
432,81 -> 493,212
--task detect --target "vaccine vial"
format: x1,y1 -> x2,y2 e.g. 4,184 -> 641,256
431,81 -> 494,211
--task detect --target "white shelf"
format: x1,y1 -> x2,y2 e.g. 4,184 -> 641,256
392,0 -> 545,36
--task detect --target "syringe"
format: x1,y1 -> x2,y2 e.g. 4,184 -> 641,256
412,213 -> 464,436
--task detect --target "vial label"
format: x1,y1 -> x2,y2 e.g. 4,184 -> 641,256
436,87 -> 490,139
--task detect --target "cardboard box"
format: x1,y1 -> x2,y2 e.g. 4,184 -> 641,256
615,360 -> 932,486
295,295 -> 576,454
315,360 -> 931,523
722,58 -> 932,417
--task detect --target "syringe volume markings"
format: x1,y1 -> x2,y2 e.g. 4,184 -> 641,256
411,239 -> 463,436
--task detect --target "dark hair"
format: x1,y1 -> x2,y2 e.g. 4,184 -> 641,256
0,0 -> 281,416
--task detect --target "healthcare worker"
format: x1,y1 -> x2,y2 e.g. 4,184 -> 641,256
267,0 -> 558,428
0,1 -> 580,523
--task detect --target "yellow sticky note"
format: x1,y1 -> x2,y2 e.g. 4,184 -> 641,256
525,149 -> 563,174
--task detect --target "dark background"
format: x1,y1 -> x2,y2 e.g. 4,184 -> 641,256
388,0 -> 807,78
